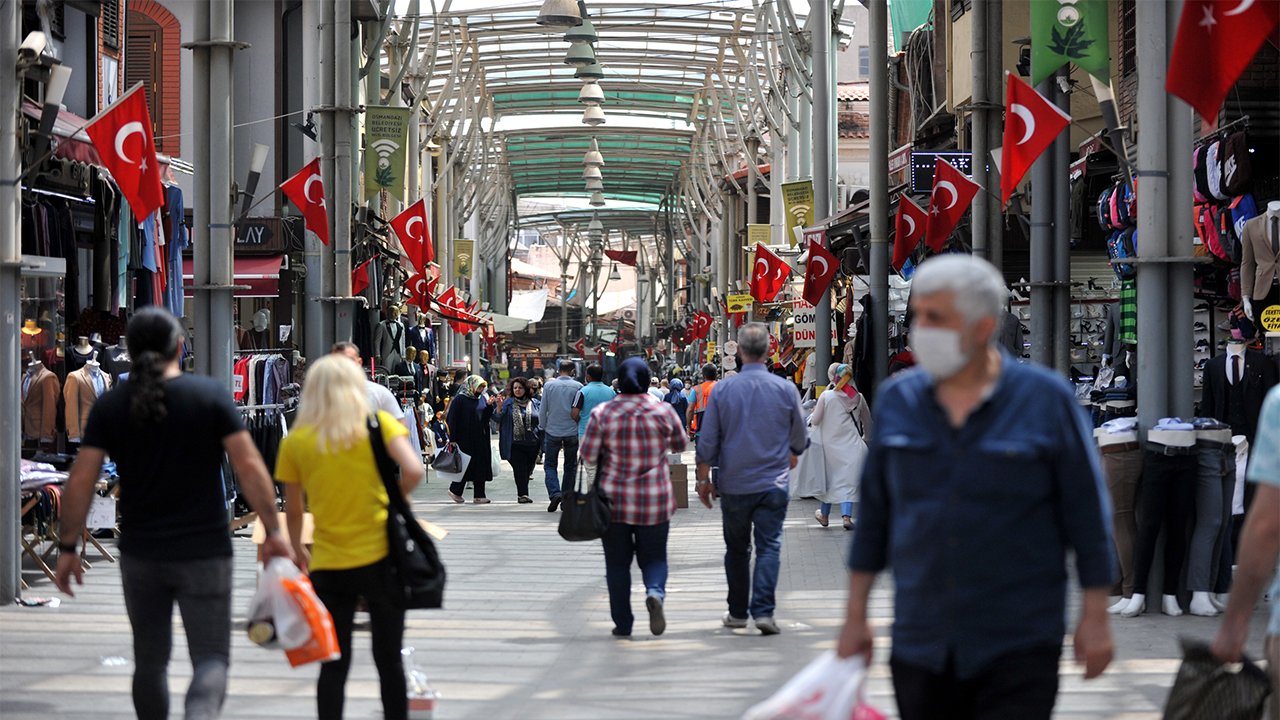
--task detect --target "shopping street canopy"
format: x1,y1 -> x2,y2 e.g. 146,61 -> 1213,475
394,0 -> 836,244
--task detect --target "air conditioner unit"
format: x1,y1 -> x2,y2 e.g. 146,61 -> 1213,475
622,309 -> 637,321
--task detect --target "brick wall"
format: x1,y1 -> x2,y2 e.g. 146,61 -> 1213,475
125,0 -> 181,155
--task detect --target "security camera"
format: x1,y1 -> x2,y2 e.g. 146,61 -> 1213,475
18,32 -> 49,63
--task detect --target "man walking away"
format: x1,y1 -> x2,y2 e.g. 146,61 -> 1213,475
572,363 -> 616,438
541,360 -> 584,511
696,323 -> 806,635
687,363 -> 719,439
836,255 -> 1115,720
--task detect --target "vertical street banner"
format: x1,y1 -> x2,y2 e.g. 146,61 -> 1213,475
363,106 -> 411,202
781,180 -> 814,246
1030,0 -> 1110,86
748,224 -> 771,247
454,239 -> 474,279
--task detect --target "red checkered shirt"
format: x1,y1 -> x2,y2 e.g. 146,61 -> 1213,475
579,394 -> 688,526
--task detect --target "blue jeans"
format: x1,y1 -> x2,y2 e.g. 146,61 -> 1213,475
543,434 -> 578,499
720,488 -> 789,619
819,502 -> 854,518
120,554 -> 232,720
602,522 -> 670,634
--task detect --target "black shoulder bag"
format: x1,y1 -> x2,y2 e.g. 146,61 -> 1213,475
368,415 -> 446,609
557,462 -> 612,542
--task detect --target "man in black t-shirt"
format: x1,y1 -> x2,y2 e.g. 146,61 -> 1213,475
55,307 -> 291,720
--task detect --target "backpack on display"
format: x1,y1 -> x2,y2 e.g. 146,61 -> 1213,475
1219,131 -> 1252,197
1230,193 -> 1260,239
1108,229 -> 1138,281
1114,182 -> 1136,227
1195,204 -> 1231,264
1097,186 -> 1114,232
1193,143 -> 1213,203
1205,141 -> 1229,202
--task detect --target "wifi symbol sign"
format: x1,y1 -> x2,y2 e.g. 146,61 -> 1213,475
789,204 -> 812,227
371,139 -> 400,169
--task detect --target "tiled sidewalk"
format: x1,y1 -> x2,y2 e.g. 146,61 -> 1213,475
1,451 -> 1270,719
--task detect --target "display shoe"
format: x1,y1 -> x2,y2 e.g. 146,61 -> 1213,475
1188,592 -> 1220,617
1162,594 -> 1184,617
1210,593 -> 1229,612
1119,594 -> 1146,618
814,509 -> 829,527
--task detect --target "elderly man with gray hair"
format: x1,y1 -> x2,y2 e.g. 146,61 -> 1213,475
836,255 -> 1116,720
696,322 -> 807,635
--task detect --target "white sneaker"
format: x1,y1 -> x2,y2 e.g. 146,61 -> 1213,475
721,612 -> 748,629
755,617 -> 781,635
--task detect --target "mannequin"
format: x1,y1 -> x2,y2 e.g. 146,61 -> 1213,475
103,336 -> 132,382
68,335 -> 96,373
1199,332 -> 1278,445
1239,201 -> 1280,322
405,305 -> 437,363
375,305 -> 408,369
394,346 -> 426,391
21,356 -> 59,443
1186,416 -> 1234,617
247,308 -> 272,350
65,353 -> 113,443
20,318 -> 46,353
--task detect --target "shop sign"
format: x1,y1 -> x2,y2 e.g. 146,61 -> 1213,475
454,239 -> 474,278
1261,306 -> 1280,333
888,143 -> 912,177
234,217 -> 287,254
706,341 -> 716,363
792,300 -> 838,349
726,293 -> 754,314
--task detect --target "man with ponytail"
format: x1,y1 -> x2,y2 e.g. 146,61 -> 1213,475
54,306 -> 292,720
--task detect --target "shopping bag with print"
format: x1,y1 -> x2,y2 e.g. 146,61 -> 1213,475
280,569 -> 342,667
742,651 -> 886,720
246,557 -> 314,650
1162,637 -> 1269,720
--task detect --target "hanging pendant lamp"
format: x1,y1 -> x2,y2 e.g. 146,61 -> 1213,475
590,191 -> 606,207
583,165 -> 603,180
583,137 -> 604,166
588,213 -> 603,232
564,0 -> 597,42
575,62 -> 605,80
585,178 -> 604,192
564,41 -> 596,67
578,82 -> 605,105
582,105 -> 606,126
535,0 -> 582,29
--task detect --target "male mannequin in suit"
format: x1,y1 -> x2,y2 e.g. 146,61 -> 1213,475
374,305 -> 408,370
393,346 -> 427,393
1240,202 -> 1280,324
1199,334 -> 1278,445
21,360 -> 60,443
405,305 -> 436,361
65,361 -> 114,443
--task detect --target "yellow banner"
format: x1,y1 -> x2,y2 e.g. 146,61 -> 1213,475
726,293 -> 755,314
748,224 -> 771,246
454,239 -> 474,278
706,341 -> 717,363
782,180 -> 814,245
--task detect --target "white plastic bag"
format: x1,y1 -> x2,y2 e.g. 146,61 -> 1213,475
491,443 -> 502,476
246,557 -> 313,651
789,430 -> 827,500
742,651 -> 885,720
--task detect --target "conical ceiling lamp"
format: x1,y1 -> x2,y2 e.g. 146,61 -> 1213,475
583,165 -> 603,180
564,41 -> 596,67
587,213 -> 603,232
578,82 -> 605,105
535,0 -> 582,29
590,191 -> 606,207
575,62 -> 605,80
582,105 -> 606,126
585,177 -> 604,192
609,263 -> 622,281
564,0 -> 596,42
583,137 -> 605,166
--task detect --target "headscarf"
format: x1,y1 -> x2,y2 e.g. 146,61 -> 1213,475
461,374 -> 487,398
826,362 -> 841,385
665,378 -> 685,403
832,363 -> 858,400
617,356 -> 651,395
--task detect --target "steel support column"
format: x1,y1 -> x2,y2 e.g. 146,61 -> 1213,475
207,0 -> 235,388
1166,0 -> 1194,419
1136,0 -> 1170,432
333,0 -> 354,342
1052,70 -> 1071,375
985,0 -> 1004,270
868,0 -> 889,387
301,0 -> 326,361
969,0 -> 989,260
192,8 -> 212,376
1,0 -> 24,602
1028,79 -> 1053,368
812,0 -> 834,377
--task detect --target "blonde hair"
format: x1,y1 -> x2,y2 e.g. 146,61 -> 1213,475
296,354 -> 372,452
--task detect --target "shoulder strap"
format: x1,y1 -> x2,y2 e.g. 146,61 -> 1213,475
367,414 -> 411,514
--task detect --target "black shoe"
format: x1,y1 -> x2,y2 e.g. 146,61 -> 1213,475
611,628 -> 631,638
548,495 -> 562,512
518,495 -> 533,504
1193,321 -> 1208,332
646,594 -> 666,636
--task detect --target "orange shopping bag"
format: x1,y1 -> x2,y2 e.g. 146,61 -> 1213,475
280,571 -> 341,668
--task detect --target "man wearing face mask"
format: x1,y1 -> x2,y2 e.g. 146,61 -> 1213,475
835,255 -> 1116,720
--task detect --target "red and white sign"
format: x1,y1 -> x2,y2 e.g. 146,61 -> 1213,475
791,300 -> 839,349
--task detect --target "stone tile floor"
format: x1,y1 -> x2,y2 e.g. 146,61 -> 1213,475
1,451 -> 1270,718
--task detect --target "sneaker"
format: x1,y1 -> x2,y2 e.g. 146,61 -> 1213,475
548,495 -> 562,513
447,491 -> 465,504
755,617 -> 781,635
646,594 -> 666,636
518,495 -> 533,504
1193,321 -> 1208,332
814,509 -> 829,527
721,612 -> 748,629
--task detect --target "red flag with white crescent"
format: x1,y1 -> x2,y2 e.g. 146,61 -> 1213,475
84,83 -> 165,220
390,198 -> 434,273
802,237 -> 838,306
279,158 -> 330,245
749,243 -> 790,303
1000,74 -> 1070,206
923,158 -> 981,253
893,196 -> 929,272
1167,0 -> 1280,122
352,258 -> 373,295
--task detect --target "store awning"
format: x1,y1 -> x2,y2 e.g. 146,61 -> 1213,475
22,101 -> 174,171
507,288 -> 549,323
182,256 -> 284,298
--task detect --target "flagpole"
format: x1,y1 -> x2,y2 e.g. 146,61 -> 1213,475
811,0 -> 834,378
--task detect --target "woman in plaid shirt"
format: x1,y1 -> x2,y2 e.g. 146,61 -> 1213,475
579,356 -> 688,637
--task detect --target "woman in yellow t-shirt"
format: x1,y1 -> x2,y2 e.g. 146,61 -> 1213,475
276,355 -> 424,720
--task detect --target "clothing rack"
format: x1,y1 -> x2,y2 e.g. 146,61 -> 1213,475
239,402 -> 289,411
22,185 -> 94,203
233,348 -> 294,355
1193,115 -> 1249,148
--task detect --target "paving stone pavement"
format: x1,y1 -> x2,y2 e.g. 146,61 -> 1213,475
1,448 -> 1271,719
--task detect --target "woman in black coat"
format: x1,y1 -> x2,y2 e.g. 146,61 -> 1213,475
445,375 -> 495,504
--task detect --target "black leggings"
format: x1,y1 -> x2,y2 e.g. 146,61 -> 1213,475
1132,452 -> 1196,596
309,558 -> 407,720
509,443 -> 538,496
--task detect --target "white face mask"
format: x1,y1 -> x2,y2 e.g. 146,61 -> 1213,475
912,326 -> 969,381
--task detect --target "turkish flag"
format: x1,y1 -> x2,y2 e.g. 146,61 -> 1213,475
694,310 -> 713,340
749,243 -> 791,303
893,196 -> 929,271
1000,74 -> 1070,206
352,258 -> 372,295
924,158 -> 981,253
575,337 -> 586,356
279,158 -> 330,245
406,272 -> 433,310
1168,0 -> 1280,122
604,249 -> 638,267
85,83 -> 165,220
390,198 -> 433,273
802,237 -> 838,306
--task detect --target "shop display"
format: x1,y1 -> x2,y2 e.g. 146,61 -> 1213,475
63,359 -> 113,444
20,359 -> 59,445
375,305 -> 408,369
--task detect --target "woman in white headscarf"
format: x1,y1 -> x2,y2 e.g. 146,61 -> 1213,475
811,363 -> 871,530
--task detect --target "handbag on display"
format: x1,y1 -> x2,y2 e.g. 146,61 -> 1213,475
431,442 -> 466,474
557,463 -> 612,542
368,415 -> 447,609
1161,637 -> 1269,720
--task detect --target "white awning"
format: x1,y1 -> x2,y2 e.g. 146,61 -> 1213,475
507,288 -> 550,323
510,258 -> 561,280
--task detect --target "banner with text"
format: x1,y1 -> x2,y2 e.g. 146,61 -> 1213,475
363,106 -> 411,201
791,299 -> 839,349
781,180 -> 814,246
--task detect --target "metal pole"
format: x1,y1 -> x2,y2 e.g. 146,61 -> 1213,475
333,0 -> 354,342
1052,69 -> 1071,376
560,258 -> 570,356
437,144 -> 452,365
468,215 -> 481,373
208,0 -> 235,388
868,0 -> 889,388
986,0 -> 1004,271
0,0 -> 24,602
301,0 -> 325,362
746,136 -> 760,226
318,0 -> 336,347
665,201 -> 675,323
812,0 -> 833,377
1136,0 -> 1169,432
1028,79 -> 1053,368
786,87 -> 800,181
1166,0 -> 1194,419
192,7 -> 211,375
969,0 -> 989,260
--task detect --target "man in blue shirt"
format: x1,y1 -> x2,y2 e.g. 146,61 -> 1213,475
540,360 -> 583,512
572,364 -> 616,437
836,255 -> 1115,720
696,323 -> 806,635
